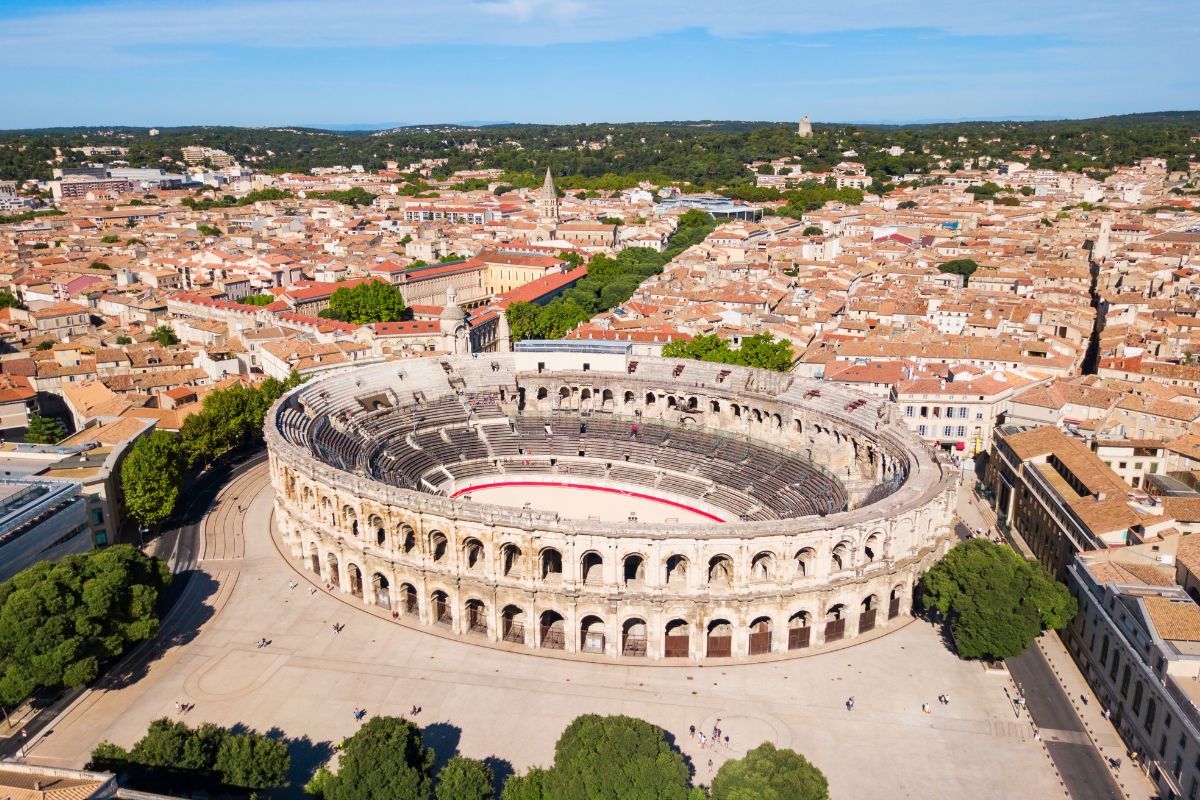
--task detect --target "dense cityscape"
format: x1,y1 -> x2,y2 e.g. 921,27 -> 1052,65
2,3 -> 1200,799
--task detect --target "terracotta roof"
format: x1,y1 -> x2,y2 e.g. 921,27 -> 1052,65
1144,595 -> 1200,642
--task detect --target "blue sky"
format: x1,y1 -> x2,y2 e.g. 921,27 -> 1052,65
1,0 -> 1195,128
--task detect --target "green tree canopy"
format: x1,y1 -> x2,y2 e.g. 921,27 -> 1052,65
712,742 -> 829,800
663,333 -> 794,372
238,293 -> 276,306
149,325 -> 179,346
937,258 -> 979,285
179,384 -> 271,468
25,414 -> 65,445
436,755 -> 494,800
0,545 -> 169,705
323,716 -> 434,800
321,279 -> 407,324
120,430 -> 185,528
0,290 -> 20,309
543,714 -> 690,800
920,539 -> 1077,660
500,767 -> 550,800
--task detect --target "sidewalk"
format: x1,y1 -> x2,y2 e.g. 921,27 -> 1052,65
959,481 -> 1158,800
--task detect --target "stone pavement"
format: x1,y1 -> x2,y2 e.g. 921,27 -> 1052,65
25,465 -> 1063,799
956,479 -> 1158,800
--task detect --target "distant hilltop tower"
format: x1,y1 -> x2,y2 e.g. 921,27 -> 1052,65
797,115 -> 813,138
537,167 -> 560,224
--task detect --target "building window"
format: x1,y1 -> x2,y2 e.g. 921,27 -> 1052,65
905,406 -> 914,417
943,426 -> 953,437
956,426 -> 966,437
95,531 -> 108,545
918,425 -> 927,436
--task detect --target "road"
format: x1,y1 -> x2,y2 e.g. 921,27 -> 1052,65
1007,637 -> 1124,800
0,450 -> 267,760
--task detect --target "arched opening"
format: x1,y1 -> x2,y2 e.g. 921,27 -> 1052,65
772,412 -> 782,428
463,538 -> 484,572
344,506 -> 358,537
465,599 -> 487,635
687,396 -> 699,410
502,543 -> 524,577
501,605 -> 526,643
825,604 -> 847,643
664,619 -> 690,658
622,618 -> 647,657
325,552 -> 340,588
371,573 -> 390,608
320,496 -> 333,524
645,391 -> 656,405
707,555 -> 734,587
666,555 -> 688,587
536,387 -> 548,401
794,547 -> 816,578
309,543 -> 320,574
666,396 -> 678,409
369,514 -> 385,547
539,610 -> 565,650
540,548 -> 562,582
831,541 -> 851,571
622,554 -> 645,587
301,485 -> 312,506
623,390 -> 635,406
732,403 -> 742,418
401,583 -> 418,615
748,616 -> 772,655
859,595 -> 878,634
432,590 -> 452,626
347,563 -> 363,599
581,552 -> 604,585
602,388 -> 614,409
710,399 -> 721,414
580,387 -> 593,405
580,614 -> 605,654
751,552 -> 774,581
430,531 -> 448,562
864,532 -> 882,562
706,619 -> 733,658
401,524 -> 416,554
889,584 -> 904,619
752,408 -> 762,423
558,386 -> 570,408
787,611 -> 811,650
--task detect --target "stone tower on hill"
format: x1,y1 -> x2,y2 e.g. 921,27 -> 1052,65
798,115 -> 813,138
537,167 -> 560,224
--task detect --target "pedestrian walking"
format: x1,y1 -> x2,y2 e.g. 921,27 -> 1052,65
688,725 -> 695,739
846,697 -> 855,711
922,703 -> 931,715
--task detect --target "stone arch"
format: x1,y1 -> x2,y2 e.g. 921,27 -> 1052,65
431,590 -> 452,626
863,531 -> 884,562
369,514 -> 386,547
622,553 -> 646,586
751,551 -> 774,581
602,388 -> 614,409
308,542 -> 320,574
371,572 -> 390,608
664,618 -> 690,658
831,540 -> 852,571
710,399 -> 721,414
399,582 -> 418,614
623,390 -> 635,405
501,604 -> 526,643
581,551 -> 604,585
665,554 -> 689,587
622,617 -> 648,657
889,584 -> 905,619
343,505 -> 358,537
400,524 -> 417,554
859,594 -> 878,634
748,616 -> 773,655
706,619 -> 733,658
429,531 -> 448,562
462,538 -> 485,572
794,547 -> 816,578
346,562 -> 363,598
536,387 -> 548,400
645,391 -> 656,405
825,603 -> 847,643
787,610 -> 812,650
319,496 -> 334,524
540,547 -> 562,581
502,542 -> 524,577
325,552 -> 340,587
707,554 -> 734,587
579,614 -> 606,654
538,610 -> 565,649
465,598 -> 487,634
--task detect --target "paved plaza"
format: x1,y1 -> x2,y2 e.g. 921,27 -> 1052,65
27,463 -> 1063,799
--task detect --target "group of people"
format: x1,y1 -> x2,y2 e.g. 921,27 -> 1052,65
174,701 -> 195,714
687,722 -> 729,750
256,637 -> 271,648
352,706 -> 367,722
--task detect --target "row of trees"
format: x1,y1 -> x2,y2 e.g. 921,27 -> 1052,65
305,187 -> 378,207
90,717 -> 290,793
180,188 -> 294,210
662,333 -> 795,372
319,279 -> 408,324
505,210 -> 718,341
305,713 -> 827,800
120,372 -> 305,528
0,545 -> 170,706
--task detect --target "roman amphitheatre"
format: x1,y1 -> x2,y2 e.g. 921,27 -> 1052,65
265,343 -> 958,662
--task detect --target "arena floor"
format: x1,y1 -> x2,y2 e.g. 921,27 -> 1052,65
451,480 -> 727,523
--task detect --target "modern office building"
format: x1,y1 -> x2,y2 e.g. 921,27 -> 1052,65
0,476 -> 89,583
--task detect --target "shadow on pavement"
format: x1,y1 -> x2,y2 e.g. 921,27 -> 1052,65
483,755 -> 514,797
422,720 -> 463,774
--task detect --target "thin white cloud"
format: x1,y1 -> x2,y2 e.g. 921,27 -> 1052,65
0,0 -> 1191,66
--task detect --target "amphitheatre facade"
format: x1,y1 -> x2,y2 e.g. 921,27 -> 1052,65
266,344 -> 958,662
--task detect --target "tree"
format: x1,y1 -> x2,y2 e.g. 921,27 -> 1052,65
100,234 -> 120,243
239,294 -> 275,306
712,742 -> 828,800
920,539 -> 1077,660
663,332 -> 793,372
25,414 -> 65,445
35,340 -> 54,350
897,200 -> 918,209
0,545 -> 169,705
802,225 -> 823,236
179,384 -> 270,468
0,291 -> 19,309
120,430 -> 185,528
501,768 -> 550,800
543,714 -> 690,800
436,756 -> 494,800
557,250 -> 584,270
323,716 -> 433,800
149,325 -> 179,346
214,730 -> 291,789
196,224 -> 221,236
115,335 -> 133,345
937,258 -> 979,286
322,279 -> 407,324
505,302 -> 543,342
90,261 -> 111,270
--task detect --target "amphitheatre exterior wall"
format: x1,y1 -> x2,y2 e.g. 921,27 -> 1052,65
265,354 -> 959,662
